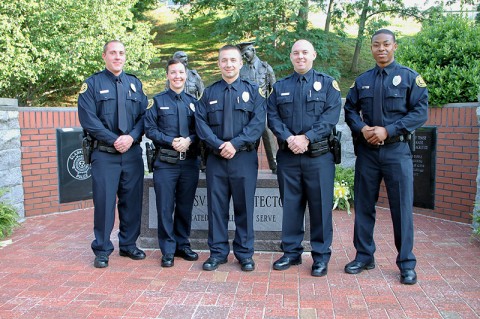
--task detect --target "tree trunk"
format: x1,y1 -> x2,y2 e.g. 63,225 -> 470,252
296,0 -> 309,33
324,0 -> 334,33
350,0 -> 369,73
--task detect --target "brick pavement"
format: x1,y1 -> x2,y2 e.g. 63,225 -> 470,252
0,208 -> 479,318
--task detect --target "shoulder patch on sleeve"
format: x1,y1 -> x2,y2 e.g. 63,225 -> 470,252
332,80 -> 341,92
259,87 -> 266,98
415,75 -> 427,88
147,100 -> 154,110
79,83 -> 88,94
349,81 -> 355,89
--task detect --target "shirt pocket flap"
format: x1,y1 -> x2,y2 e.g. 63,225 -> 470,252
277,94 -> 294,104
306,92 -> 326,103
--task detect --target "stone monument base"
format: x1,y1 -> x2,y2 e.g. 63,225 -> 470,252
139,170 -> 311,252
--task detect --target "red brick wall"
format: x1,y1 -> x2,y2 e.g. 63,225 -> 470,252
377,105 -> 478,223
19,108 -> 93,217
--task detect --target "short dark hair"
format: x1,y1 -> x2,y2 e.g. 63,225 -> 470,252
371,29 -> 396,43
103,40 -> 124,54
165,58 -> 185,72
219,44 -> 241,56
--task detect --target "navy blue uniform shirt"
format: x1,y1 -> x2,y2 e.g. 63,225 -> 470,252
267,69 -> 342,143
195,77 -> 266,150
145,89 -> 198,147
344,61 -> 428,137
78,69 -> 148,144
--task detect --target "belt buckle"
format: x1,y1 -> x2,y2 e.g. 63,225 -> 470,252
378,141 -> 385,146
179,152 -> 186,160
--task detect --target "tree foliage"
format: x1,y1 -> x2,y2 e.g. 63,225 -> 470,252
0,0 -> 157,106
330,0 -> 423,72
396,14 -> 480,106
172,0 -> 340,77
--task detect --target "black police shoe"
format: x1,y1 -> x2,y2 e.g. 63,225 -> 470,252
311,261 -> 328,277
273,255 -> 302,270
119,247 -> 146,260
400,269 -> 417,285
161,254 -> 174,267
344,259 -> 375,274
94,255 -> 109,268
202,257 -> 228,271
239,258 -> 255,272
175,247 -> 199,261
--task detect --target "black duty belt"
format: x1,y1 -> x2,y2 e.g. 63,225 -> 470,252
361,134 -> 410,148
157,146 -> 197,164
94,141 -> 139,154
207,141 -> 258,157
280,138 -> 330,157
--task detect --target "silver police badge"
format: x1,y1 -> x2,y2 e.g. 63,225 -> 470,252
189,103 -> 195,112
130,83 -> 137,92
313,81 -> 322,91
242,91 -> 250,103
392,75 -> 401,86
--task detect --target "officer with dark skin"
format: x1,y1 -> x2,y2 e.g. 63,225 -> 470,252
165,51 -> 205,100
78,40 -> 147,268
145,59 -> 200,268
195,45 -> 266,272
267,39 -> 342,277
344,29 -> 428,285
237,41 -> 278,174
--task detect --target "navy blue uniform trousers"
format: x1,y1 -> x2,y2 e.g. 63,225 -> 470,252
153,158 -> 199,255
276,149 -> 335,263
205,150 -> 258,261
90,144 -> 144,256
353,142 -> 416,270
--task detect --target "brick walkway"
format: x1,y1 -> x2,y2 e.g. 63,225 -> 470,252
0,208 -> 479,319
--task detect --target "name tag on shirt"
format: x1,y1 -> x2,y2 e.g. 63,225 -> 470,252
280,92 -> 290,96
99,90 -> 109,94
209,100 -> 218,105
361,86 -> 370,90
160,107 -> 170,110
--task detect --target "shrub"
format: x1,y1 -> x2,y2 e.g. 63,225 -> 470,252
333,165 -> 354,214
396,15 -> 480,106
0,188 -> 20,240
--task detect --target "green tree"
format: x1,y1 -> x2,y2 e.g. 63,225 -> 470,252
0,0 -> 157,106
330,0 -> 422,72
396,14 -> 480,106
172,0 -> 340,77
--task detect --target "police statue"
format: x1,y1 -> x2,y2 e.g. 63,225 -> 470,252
237,41 -> 278,173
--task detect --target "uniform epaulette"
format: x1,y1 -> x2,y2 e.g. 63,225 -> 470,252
125,72 -> 141,80
240,78 -> 257,87
153,91 -> 169,98
190,69 -> 199,76
185,91 -> 197,100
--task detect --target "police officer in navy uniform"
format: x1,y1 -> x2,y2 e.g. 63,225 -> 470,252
195,45 -> 266,272
145,59 -> 200,267
344,29 -> 428,285
78,40 -> 148,268
267,39 -> 342,277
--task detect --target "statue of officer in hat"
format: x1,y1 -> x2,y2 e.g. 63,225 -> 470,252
237,41 -> 278,173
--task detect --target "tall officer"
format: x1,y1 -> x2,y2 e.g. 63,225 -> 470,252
237,41 -> 278,174
78,40 -> 148,268
267,39 -> 342,277
343,29 -> 428,285
195,45 -> 266,272
145,59 -> 200,267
